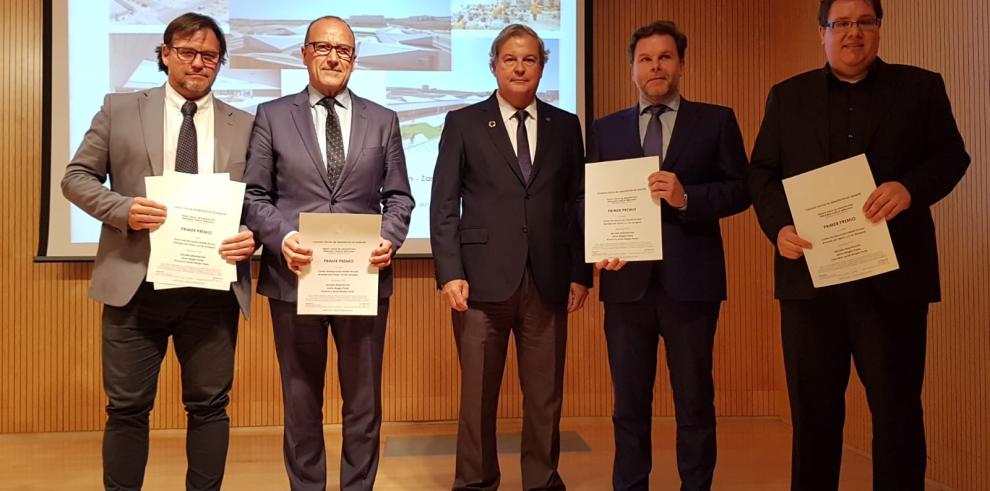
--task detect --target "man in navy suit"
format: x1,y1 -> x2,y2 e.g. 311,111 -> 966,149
242,15 -> 414,491
430,24 -> 592,491
587,21 -> 749,491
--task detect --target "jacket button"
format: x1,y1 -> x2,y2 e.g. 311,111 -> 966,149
523,226 -> 529,233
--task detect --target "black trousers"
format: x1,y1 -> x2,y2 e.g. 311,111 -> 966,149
101,282 -> 239,491
269,298 -> 389,491
451,268 -> 568,491
604,281 -> 720,491
780,282 -> 929,491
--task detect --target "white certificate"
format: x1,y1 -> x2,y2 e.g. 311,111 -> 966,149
584,156 -> 662,263
297,213 -> 381,316
145,173 -> 244,291
782,154 -> 899,288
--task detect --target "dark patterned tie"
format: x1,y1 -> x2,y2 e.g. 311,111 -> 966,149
642,104 -> 669,160
514,109 -> 532,182
317,96 -> 345,188
175,101 -> 198,174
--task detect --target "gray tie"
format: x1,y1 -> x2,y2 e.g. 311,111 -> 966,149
642,104 -> 669,160
514,110 -> 532,182
317,96 -> 345,188
175,101 -> 198,174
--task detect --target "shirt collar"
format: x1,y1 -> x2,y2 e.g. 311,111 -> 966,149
308,85 -> 352,111
639,93 -> 681,115
823,61 -> 879,86
164,81 -> 213,112
495,91 -> 538,122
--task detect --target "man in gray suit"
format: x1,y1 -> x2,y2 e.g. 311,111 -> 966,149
242,15 -> 414,491
61,13 -> 255,491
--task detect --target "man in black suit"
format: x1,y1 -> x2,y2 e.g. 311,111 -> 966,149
430,24 -> 593,491
587,21 -> 749,491
748,1 -> 969,489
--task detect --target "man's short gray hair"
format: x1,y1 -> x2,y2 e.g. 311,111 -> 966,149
488,24 -> 549,68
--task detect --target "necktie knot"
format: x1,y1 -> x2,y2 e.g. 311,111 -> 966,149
317,96 -> 338,110
181,101 -> 197,117
514,109 -> 529,122
646,104 -> 668,118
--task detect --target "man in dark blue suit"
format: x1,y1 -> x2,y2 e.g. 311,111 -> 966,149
586,21 -> 750,491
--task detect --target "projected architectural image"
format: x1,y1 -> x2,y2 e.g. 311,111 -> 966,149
55,0 -> 579,255
110,0 -> 228,24
229,1 -> 452,71
452,0 -> 560,30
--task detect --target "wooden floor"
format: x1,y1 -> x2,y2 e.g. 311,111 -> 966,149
0,417 -> 941,490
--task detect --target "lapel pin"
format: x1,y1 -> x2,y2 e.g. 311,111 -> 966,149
488,120 -> 496,128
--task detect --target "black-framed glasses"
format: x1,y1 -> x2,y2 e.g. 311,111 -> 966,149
168,45 -> 221,66
825,18 -> 882,32
305,42 -> 355,61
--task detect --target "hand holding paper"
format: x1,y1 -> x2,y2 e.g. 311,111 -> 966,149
781,154 -> 899,288
128,197 -> 167,231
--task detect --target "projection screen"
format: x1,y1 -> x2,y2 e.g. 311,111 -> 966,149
39,0 -> 586,259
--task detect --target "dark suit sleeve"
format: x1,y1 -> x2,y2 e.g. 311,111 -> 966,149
680,108 -> 750,221
898,73 -> 970,206
61,94 -> 132,234
243,103 -> 294,253
430,112 -> 466,286
380,111 -> 415,250
748,86 -> 794,244
567,117 -> 593,287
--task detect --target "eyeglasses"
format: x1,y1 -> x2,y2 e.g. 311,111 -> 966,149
824,18 -> 882,32
168,45 -> 221,66
305,42 -> 355,61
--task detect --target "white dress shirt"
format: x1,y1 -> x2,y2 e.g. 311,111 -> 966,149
495,92 -> 537,163
163,82 -> 215,173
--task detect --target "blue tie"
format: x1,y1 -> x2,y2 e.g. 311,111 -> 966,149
642,104 -> 668,160
514,110 -> 532,182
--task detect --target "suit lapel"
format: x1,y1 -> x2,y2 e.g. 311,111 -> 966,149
618,106 -> 645,160
529,100 -> 552,186
864,59 -> 895,148
805,68 -> 831,159
337,90 -> 368,195
213,98 -> 234,174
289,89 -> 333,192
139,87 -> 165,176
662,99 -> 697,171
481,95 -> 527,186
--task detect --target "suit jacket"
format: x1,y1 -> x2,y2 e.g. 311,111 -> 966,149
587,99 -> 750,303
430,94 -> 593,304
748,59 -> 970,301
243,88 -> 414,303
61,86 -> 255,316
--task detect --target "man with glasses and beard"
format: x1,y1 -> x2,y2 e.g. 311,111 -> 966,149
62,12 -> 255,491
